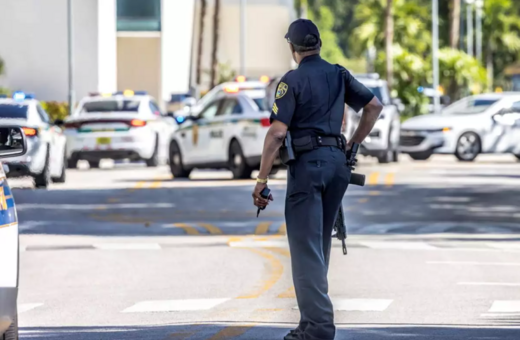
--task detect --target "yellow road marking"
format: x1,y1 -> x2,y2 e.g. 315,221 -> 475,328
368,172 -> 379,186
107,198 -> 120,203
198,223 -> 223,235
206,325 -> 255,340
278,286 -> 296,298
358,198 -> 369,203
255,221 -> 272,235
369,191 -> 381,196
128,181 -> 146,192
277,223 -> 287,235
166,332 -> 198,340
268,247 -> 290,258
237,248 -> 284,299
170,223 -> 200,235
385,173 -> 395,187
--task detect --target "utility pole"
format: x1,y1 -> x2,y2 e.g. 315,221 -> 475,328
240,0 -> 246,76
67,0 -> 75,116
432,0 -> 441,114
466,0 -> 474,57
475,0 -> 483,62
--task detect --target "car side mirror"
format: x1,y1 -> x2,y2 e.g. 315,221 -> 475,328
0,127 -> 28,159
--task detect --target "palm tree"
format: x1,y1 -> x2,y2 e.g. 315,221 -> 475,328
449,0 -> 461,49
385,0 -> 394,89
210,0 -> 221,89
196,0 -> 207,86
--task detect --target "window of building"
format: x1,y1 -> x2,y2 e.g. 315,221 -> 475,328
117,0 -> 161,31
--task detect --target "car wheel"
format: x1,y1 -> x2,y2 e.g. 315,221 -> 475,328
33,148 -> 51,189
169,142 -> 191,178
52,151 -> 67,183
145,136 -> 159,167
3,311 -> 18,340
229,140 -> 253,179
67,157 -> 78,169
377,129 -> 397,164
514,154 -> 520,161
88,160 -> 100,169
455,132 -> 481,162
409,151 -> 432,161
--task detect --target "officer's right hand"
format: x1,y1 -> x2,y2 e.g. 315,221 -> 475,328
252,182 -> 273,208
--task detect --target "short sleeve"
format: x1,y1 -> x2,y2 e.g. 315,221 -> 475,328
270,72 -> 296,126
342,69 -> 374,113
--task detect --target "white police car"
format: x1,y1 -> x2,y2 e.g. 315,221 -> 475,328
0,92 -> 67,188
169,90 -> 277,179
64,90 -> 177,168
0,126 -> 27,340
344,74 -> 401,163
400,93 -> 520,161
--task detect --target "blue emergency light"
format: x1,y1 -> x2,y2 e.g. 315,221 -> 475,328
12,91 -> 35,101
175,116 -> 185,124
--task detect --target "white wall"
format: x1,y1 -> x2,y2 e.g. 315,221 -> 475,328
0,0 -> 116,102
161,0 -> 195,99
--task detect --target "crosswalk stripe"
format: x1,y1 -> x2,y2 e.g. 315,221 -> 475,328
489,301 -> 520,312
18,303 -> 44,314
198,223 -> 223,235
122,298 -> 229,313
255,222 -> 272,235
360,241 -> 437,250
169,223 -> 200,235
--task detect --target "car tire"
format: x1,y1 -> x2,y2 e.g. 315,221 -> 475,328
169,142 -> 191,178
3,311 -> 18,340
377,128 -> 397,164
33,147 -> 51,189
409,151 -> 432,161
88,160 -> 100,169
67,157 -> 78,169
455,132 -> 481,162
145,136 -> 159,168
229,140 -> 253,179
514,154 -> 520,161
52,151 -> 67,183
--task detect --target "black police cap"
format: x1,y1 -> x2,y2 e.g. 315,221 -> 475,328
284,19 -> 321,47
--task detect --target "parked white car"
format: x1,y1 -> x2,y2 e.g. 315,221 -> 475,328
63,91 -> 177,168
0,92 -> 67,188
344,75 -> 401,163
400,93 -> 520,161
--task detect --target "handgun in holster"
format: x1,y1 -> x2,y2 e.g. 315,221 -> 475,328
333,142 -> 365,255
279,131 -> 296,166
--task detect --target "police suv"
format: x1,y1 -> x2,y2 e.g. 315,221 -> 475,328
0,126 -> 27,340
343,74 -> 401,163
169,88 -> 276,179
0,92 -> 67,188
63,90 -> 177,168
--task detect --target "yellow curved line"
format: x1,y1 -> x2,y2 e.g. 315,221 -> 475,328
236,248 -> 284,299
254,221 -> 272,235
198,223 -> 223,235
171,223 -> 200,235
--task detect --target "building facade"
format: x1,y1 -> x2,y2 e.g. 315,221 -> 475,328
0,0 -> 294,106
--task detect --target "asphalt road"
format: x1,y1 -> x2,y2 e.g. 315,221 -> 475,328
11,154 -> 520,339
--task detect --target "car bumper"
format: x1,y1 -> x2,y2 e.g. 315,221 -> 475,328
2,138 -> 47,177
399,131 -> 450,154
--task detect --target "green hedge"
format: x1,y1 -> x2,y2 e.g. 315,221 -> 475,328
40,101 -> 69,122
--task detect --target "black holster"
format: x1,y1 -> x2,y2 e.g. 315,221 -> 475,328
279,131 -> 296,165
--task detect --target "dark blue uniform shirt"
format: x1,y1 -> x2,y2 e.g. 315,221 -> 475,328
270,54 -> 374,139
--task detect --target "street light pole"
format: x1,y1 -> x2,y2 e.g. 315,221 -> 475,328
240,0 -> 246,76
432,0 -> 440,114
466,0 -> 474,57
67,0 -> 75,116
475,0 -> 483,62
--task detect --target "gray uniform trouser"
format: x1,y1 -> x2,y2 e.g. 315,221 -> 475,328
285,146 -> 351,340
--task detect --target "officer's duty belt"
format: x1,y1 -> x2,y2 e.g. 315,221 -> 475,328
292,135 -> 345,154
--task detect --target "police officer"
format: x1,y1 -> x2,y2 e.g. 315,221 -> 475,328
252,19 -> 383,340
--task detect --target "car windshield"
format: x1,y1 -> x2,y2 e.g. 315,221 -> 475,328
81,100 -> 140,113
367,87 -> 383,103
442,97 -> 499,115
0,104 -> 29,119
253,98 -> 266,111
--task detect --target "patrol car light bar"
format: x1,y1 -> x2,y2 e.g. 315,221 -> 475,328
12,91 -> 35,101
234,75 -> 271,83
90,90 -> 148,97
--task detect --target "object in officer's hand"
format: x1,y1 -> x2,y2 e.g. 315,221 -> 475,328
256,187 -> 271,218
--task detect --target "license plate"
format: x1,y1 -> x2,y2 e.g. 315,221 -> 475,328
96,137 -> 111,145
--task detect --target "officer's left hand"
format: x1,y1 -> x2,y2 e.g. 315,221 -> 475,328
252,182 -> 273,208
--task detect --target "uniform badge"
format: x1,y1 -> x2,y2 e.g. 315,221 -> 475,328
272,102 -> 279,114
276,82 -> 288,99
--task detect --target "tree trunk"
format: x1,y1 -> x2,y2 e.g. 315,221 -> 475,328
385,0 -> 394,89
210,0 -> 221,89
449,0 -> 461,49
196,0 -> 207,85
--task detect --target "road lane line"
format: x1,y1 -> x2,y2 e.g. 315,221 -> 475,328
122,298 -> 229,313
237,248 -> 284,299
170,223 -> 200,235
17,203 -> 175,210
357,198 -> 369,203
206,325 -> 255,340
368,191 -> 381,196
368,172 -> 379,186
198,223 -> 223,235
255,222 -> 272,235
489,301 -> 520,313
277,223 -> 286,235
427,261 -> 520,266
458,282 -> 520,287
333,299 -> 393,312
384,173 -> 395,187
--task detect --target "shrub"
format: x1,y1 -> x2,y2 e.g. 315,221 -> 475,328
41,101 -> 69,122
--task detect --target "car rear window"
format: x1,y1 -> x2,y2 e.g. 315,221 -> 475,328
0,104 -> 29,119
81,100 -> 140,113
253,98 -> 266,111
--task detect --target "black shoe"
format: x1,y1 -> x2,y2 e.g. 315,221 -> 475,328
284,328 -> 303,340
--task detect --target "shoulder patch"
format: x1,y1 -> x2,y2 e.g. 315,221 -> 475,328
276,82 -> 289,99
272,102 -> 279,114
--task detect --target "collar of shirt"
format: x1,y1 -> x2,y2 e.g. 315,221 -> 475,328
298,54 -> 322,67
